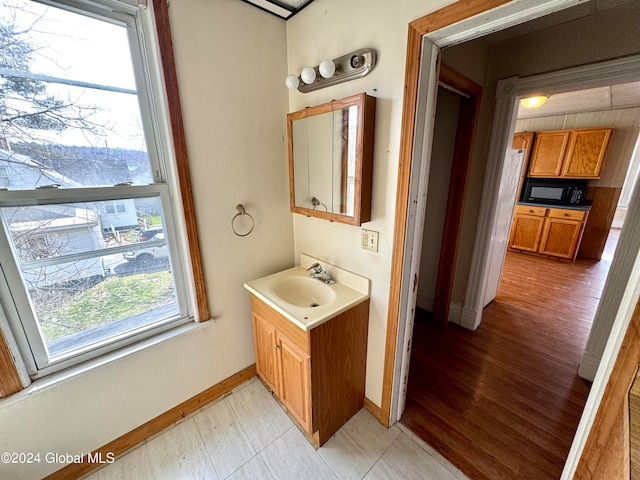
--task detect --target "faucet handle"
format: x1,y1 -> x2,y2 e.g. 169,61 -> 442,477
306,262 -> 323,274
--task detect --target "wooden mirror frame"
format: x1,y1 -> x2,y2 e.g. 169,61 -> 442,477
287,92 -> 376,226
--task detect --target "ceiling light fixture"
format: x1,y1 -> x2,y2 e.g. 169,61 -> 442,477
520,95 -> 550,109
286,48 -> 377,93
241,0 -> 315,20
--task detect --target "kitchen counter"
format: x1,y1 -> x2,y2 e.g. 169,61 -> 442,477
517,201 -> 591,211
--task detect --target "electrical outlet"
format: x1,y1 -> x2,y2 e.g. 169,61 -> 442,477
361,229 -> 379,252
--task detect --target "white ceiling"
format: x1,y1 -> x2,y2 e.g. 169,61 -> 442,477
517,82 -> 640,119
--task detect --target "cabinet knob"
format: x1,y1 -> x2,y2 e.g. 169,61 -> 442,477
273,345 -> 279,350
564,213 -> 569,217
529,210 -> 534,213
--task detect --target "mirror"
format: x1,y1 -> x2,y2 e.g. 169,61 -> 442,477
287,93 -> 375,225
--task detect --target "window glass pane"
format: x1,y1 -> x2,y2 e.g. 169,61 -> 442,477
3,198 -> 166,260
1,197 -> 178,359
0,166 -> 9,187
0,1 -> 153,187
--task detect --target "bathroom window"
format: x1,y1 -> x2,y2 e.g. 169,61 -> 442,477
0,0 -> 197,378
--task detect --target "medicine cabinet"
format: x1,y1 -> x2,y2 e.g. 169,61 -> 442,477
287,93 -> 375,225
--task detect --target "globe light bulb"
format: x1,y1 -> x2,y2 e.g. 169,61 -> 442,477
520,96 -> 549,109
319,59 -> 336,79
285,74 -> 299,90
301,67 -> 316,85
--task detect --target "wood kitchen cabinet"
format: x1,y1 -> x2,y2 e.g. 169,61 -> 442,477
528,128 -> 612,178
250,294 -> 369,446
509,205 -> 546,252
513,131 -> 536,200
528,131 -> 570,177
509,205 -> 589,260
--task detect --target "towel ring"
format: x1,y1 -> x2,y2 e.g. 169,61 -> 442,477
311,197 -> 328,212
232,204 -> 254,237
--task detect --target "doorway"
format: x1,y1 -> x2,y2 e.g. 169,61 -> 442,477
405,70 -> 640,480
382,1 -> 640,478
421,65 -> 482,327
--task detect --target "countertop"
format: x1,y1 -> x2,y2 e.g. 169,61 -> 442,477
244,254 -> 370,331
517,201 -> 591,211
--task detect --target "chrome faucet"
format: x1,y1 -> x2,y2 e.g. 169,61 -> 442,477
305,262 -> 336,285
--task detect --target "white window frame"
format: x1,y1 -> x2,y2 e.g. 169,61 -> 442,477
0,0 -> 197,378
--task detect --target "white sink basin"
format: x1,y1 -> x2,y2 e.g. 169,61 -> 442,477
244,254 -> 370,331
270,276 -> 337,308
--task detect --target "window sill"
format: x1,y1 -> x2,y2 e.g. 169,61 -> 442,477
0,320 -> 208,409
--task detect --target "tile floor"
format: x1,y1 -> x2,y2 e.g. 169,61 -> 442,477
84,377 -> 469,480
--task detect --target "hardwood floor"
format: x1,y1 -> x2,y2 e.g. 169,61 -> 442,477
400,230 -> 619,480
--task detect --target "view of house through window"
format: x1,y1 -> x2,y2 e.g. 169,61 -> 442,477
0,0 -> 190,374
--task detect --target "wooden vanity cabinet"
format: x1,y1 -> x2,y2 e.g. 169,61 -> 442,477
509,205 -> 588,260
250,294 -> 369,446
528,128 -> 612,178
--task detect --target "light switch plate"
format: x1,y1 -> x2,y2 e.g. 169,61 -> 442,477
361,229 -> 379,252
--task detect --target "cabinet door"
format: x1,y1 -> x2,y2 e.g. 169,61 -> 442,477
277,333 -> 311,433
513,132 -> 535,199
538,218 -> 584,259
528,131 -> 570,177
253,314 -> 280,395
561,128 -> 612,178
509,214 -> 545,252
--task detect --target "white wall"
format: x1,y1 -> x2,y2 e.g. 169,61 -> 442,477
285,0 -> 456,406
0,1 -> 293,478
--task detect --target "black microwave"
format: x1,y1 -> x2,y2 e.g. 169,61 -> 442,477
521,178 -> 588,206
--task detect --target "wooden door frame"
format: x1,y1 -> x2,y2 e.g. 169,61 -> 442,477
432,64 -> 482,326
382,0 -> 640,425
382,0 -> 523,429
382,0 -> 640,477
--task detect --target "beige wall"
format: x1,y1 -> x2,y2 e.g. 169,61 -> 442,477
0,1 -> 292,478
490,2 -> 640,81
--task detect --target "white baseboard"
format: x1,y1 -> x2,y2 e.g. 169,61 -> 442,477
417,289 -> 481,332
613,206 -> 627,229
578,353 -> 599,382
449,303 -> 481,331
416,290 -> 434,312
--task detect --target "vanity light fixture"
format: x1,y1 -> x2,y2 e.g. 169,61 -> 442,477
520,95 -> 550,109
286,48 -> 377,93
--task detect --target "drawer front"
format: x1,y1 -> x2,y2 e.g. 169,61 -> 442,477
547,208 -> 587,221
515,205 -> 547,217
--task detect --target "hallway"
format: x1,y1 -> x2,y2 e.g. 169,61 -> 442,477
400,231 -> 619,479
